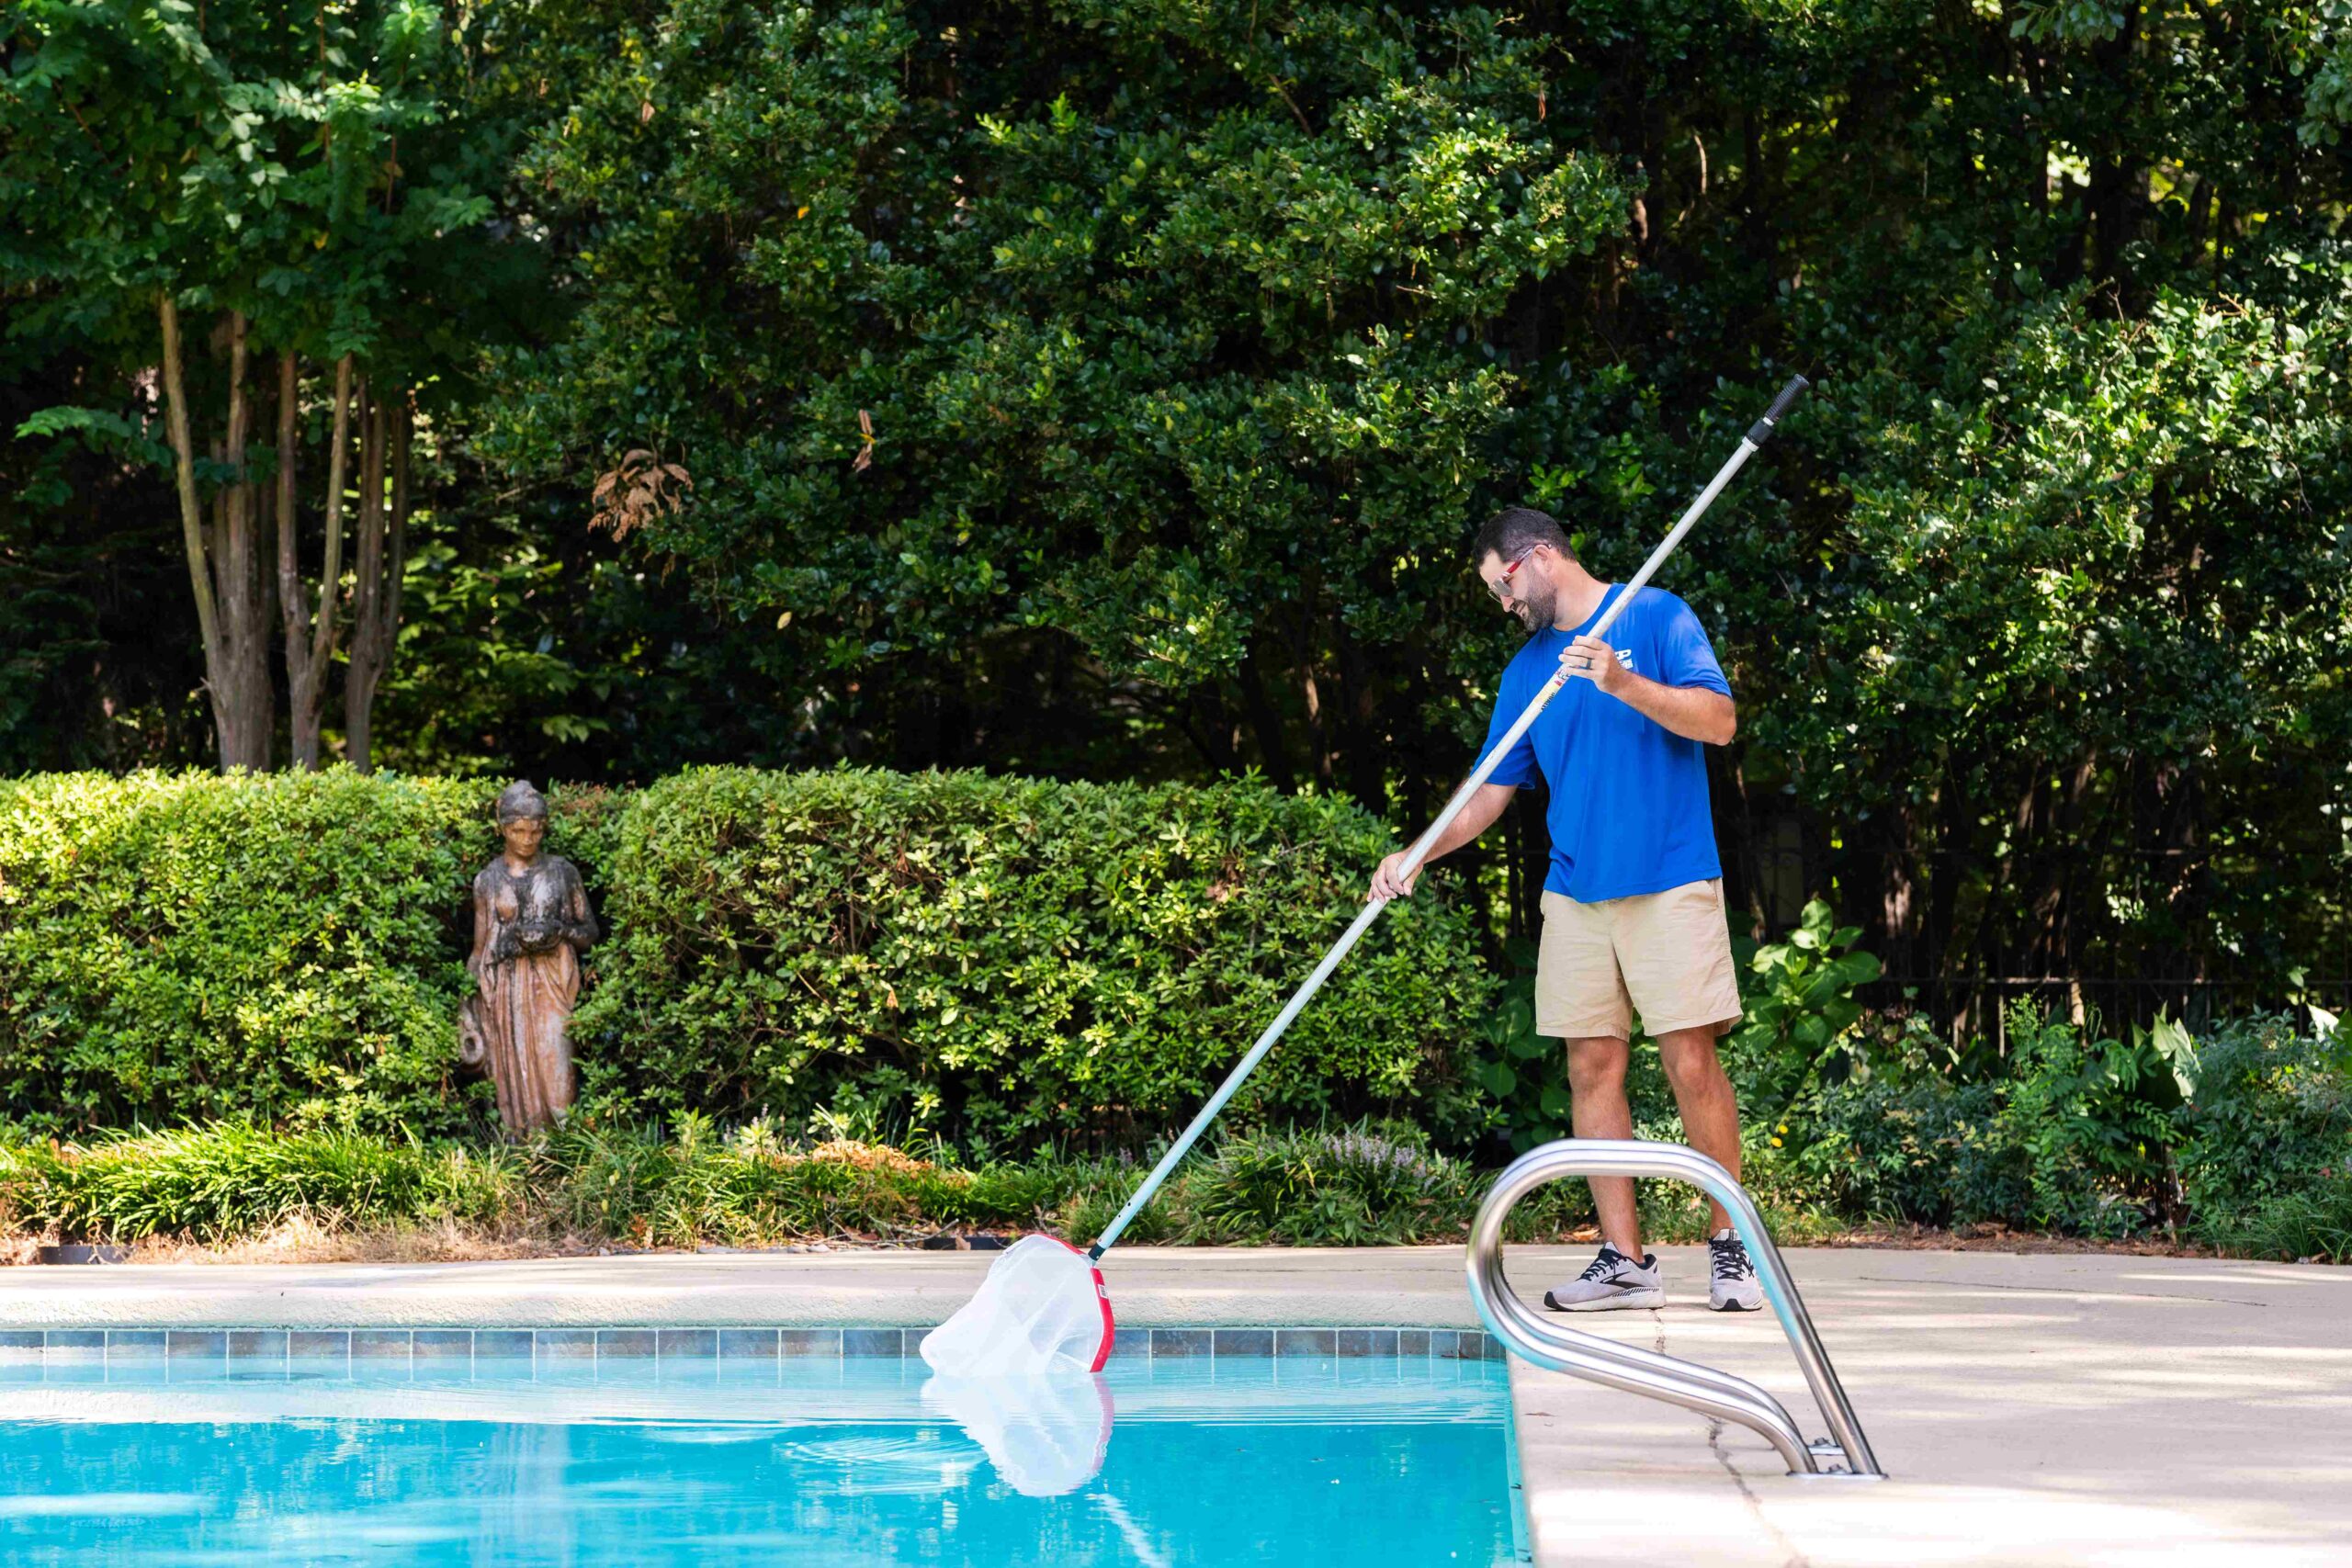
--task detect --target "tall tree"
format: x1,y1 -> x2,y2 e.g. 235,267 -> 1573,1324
2,0 -> 533,771
474,0 -> 1633,806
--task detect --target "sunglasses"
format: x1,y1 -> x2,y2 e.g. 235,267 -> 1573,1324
1487,544 -> 1542,604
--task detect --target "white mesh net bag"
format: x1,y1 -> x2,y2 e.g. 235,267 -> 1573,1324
919,1235 -> 1114,1378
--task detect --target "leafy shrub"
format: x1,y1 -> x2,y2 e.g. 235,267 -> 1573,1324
1047,1151 -> 1185,1247
1186,1122 -> 1476,1245
0,1117 -> 1586,1250
1787,1005 -> 2349,1241
0,771 -> 615,1138
1724,899 -> 1883,1119
1993,1008 -> 2188,1236
0,768 -> 1490,1153
574,767 -> 1496,1153
2198,1169 -> 2352,1263
1789,1066 -> 2028,1228
534,1113 -> 975,1246
1787,1007 -> 2186,1234
0,1117 -> 1061,1248
2173,1012 -> 2352,1216
1464,945 -> 1569,1155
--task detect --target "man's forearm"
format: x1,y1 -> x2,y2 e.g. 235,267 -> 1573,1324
1370,781 -> 1516,900
1610,674 -> 1736,745
1416,782 -> 1516,867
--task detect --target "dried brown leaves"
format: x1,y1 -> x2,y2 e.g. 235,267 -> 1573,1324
589,449 -> 693,540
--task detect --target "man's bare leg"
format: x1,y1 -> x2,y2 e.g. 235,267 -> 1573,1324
1566,1035 -> 1642,1256
1657,1025 -> 1742,1235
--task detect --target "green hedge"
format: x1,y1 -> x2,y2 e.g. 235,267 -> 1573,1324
575,767 -> 1495,1151
0,767 -> 1493,1149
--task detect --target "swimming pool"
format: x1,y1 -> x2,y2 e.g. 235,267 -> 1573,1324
0,1327 -> 1521,1566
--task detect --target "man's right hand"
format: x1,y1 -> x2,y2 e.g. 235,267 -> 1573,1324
1364,783 -> 1517,904
1369,851 -> 1421,902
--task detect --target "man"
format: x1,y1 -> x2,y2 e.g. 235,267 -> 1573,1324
1371,506 -> 1761,1312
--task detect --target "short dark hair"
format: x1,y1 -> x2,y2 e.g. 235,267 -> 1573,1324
1472,506 -> 1573,567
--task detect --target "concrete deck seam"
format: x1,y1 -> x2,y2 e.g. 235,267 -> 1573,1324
1707,1417 -> 1810,1568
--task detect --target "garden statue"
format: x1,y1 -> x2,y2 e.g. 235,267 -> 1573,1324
459,781 -> 598,1135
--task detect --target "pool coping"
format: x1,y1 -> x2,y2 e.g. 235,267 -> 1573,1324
0,1246 -> 1490,1330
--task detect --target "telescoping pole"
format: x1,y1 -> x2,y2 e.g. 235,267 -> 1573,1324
1088,375 -> 1812,1260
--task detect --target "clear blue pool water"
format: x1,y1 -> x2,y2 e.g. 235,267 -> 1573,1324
0,1348 -> 1518,1565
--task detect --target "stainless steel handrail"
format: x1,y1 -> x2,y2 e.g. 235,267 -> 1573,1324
1466,1138 -> 1883,1478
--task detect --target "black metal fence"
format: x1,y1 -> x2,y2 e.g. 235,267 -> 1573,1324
1735,837 -> 2352,1044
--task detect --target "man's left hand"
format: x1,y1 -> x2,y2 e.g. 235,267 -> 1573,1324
1562,633 -> 1629,695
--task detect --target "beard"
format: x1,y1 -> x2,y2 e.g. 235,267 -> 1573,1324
1510,582 -> 1556,632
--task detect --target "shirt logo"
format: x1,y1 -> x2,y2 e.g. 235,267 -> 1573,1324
1614,648 -> 1635,671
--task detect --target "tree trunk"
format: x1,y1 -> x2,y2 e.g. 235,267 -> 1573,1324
158,298 -> 222,671
1330,616 -> 1383,808
1238,644 -> 1296,793
157,297 -> 274,772
344,388 -> 412,773
219,312 -> 276,766
280,354 -> 355,770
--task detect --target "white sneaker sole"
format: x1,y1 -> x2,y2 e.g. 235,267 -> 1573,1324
1544,1286 -> 1666,1313
1708,1286 -> 1764,1312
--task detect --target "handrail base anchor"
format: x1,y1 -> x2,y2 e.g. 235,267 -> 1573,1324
1794,1439 -> 1884,1482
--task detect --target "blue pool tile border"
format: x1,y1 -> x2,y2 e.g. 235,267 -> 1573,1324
537,1329 -> 596,1360
0,1324 -> 1501,1372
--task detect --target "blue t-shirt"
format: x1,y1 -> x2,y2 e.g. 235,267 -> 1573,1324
1476,585 -> 1731,903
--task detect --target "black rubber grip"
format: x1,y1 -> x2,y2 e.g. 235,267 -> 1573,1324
1746,373 -> 1812,446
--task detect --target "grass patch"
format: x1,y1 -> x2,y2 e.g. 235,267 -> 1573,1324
2194,1170 -> 2352,1264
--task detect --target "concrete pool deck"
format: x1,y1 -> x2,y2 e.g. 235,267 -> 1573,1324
3,1243 -> 2346,1564
1502,1243 -> 2352,1568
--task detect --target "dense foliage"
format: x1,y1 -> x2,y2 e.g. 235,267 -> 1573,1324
4,3 -> 2350,1256
0,766 -> 1491,1145
1777,1008 -> 2350,1247
433,0 -> 2352,1024
0,766 -> 2338,1255
7,0 -> 2346,1029
0,1115 -> 1611,1251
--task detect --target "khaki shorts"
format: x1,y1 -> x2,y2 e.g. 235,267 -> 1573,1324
1536,879 -> 1743,1040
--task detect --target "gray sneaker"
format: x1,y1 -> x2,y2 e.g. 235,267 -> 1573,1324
1707,1229 -> 1764,1312
1543,1244 -> 1664,1312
